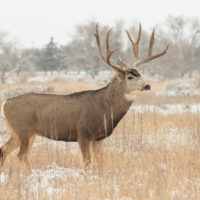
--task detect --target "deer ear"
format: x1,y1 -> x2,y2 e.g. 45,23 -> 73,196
114,69 -> 125,81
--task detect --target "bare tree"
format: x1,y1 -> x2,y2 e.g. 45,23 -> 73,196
62,20 -> 124,76
0,31 -> 26,83
157,16 -> 200,77
0,45 -> 17,83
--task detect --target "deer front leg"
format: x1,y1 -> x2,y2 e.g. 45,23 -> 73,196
77,124 -> 92,170
92,140 -> 103,176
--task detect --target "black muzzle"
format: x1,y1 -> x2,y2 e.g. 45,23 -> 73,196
142,84 -> 151,91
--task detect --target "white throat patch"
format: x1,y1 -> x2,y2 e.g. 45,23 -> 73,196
124,93 -> 137,101
1,100 -> 7,119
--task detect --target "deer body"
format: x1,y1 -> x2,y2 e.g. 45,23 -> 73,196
3,78 -> 132,143
0,23 -> 168,170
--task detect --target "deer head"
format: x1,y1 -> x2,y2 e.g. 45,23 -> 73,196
94,23 -> 169,95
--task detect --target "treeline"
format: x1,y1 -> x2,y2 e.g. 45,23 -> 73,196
0,16 -> 200,82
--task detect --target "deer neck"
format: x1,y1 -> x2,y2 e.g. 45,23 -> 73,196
99,78 -> 133,111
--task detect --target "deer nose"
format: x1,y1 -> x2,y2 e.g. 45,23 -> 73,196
143,84 -> 151,91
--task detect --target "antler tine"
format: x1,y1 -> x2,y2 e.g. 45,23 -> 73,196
94,23 -> 123,71
117,57 -> 125,70
106,28 -> 112,54
134,43 -> 169,67
120,57 -> 124,69
106,28 -> 123,66
148,28 -> 155,56
94,23 -> 106,62
126,23 -> 142,61
136,23 -> 142,44
133,26 -> 169,68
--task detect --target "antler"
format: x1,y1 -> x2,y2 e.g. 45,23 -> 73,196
94,23 -> 123,71
126,24 -> 169,68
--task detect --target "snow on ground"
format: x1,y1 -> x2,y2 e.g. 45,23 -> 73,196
28,76 -> 52,83
156,89 -> 200,97
106,123 -> 194,154
0,110 -> 198,199
0,72 -> 199,200
0,162 -> 134,200
0,162 -> 101,199
27,163 -> 86,194
4,70 -> 200,97
0,172 -> 9,183
131,103 -> 200,115
156,76 -> 200,96
143,123 -> 195,149
0,85 -> 54,99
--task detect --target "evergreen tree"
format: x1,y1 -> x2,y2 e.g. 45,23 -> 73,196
40,37 -> 61,72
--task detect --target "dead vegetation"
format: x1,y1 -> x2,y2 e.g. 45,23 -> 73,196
0,80 -> 199,200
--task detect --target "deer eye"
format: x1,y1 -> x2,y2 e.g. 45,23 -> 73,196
127,76 -> 133,80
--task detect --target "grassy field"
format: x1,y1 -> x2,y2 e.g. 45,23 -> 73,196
0,81 -> 199,200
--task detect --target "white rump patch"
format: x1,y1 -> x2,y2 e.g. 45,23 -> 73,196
1,100 -> 7,119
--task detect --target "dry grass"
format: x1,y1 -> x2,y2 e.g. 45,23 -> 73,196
0,81 -> 199,200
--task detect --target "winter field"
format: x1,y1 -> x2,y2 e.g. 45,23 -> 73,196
0,71 -> 199,200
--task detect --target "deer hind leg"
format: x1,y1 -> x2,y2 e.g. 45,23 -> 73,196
78,136 -> 92,170
0,135 -> 20,169
77,125 -> 92,170
17,135 -> 35,169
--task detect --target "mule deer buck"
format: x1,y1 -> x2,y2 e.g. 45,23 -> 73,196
0,23 -> 169,170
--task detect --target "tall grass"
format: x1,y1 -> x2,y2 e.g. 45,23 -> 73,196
0,82 -> 199,200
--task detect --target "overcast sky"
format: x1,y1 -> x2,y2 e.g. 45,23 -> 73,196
0,0 -> 199,48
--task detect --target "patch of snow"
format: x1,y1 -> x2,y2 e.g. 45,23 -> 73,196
131,103 -> 200,115
120,197 -> 133,200
171,189 -> 179,198
148,189 -> 155,198
156,77 -> 200,96
26,162 -> 99,195
28,85 -> 54,93
66,71 -> 91,80
92,71 -> 112,85
0,85 -> 54,99
28,77 -> 51,83
0,87 -> 23,98
165,125 -> 191,147
0,172 -> 9,183
158,163 -> 167,171
144,123 -> 193,149
156,90 -> 200,97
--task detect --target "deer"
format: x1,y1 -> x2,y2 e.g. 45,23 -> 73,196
0,23 -> 169,171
